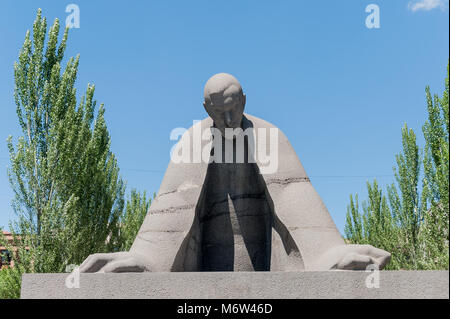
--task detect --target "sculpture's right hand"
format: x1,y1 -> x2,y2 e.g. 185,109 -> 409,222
79,252 -> 153,273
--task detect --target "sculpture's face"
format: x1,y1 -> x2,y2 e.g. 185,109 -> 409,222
203,90 -> 246,138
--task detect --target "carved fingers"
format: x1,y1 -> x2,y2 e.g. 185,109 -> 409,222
98,258 -> 147,273
78,252 -> 152,273
313,244 -> 391,270
335,245 -> 391,270
335,253 -> 377,270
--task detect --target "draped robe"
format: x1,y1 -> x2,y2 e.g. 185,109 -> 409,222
130,114 -> 345,271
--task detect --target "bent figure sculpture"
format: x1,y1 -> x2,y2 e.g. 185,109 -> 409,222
80,73 -> 391,273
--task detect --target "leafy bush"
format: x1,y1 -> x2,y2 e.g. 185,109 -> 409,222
345,63 -> 449,270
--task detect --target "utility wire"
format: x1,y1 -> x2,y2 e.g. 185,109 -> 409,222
0,158 -> 395,178
121,167 -> 394,178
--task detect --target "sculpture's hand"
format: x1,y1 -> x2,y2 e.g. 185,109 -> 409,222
79,252 -> 154,273
313,244 -> 391,270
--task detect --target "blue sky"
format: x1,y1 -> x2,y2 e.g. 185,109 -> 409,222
0,0 -> 448,234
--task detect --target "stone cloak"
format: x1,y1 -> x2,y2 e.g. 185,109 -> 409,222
130,114 -> 345,271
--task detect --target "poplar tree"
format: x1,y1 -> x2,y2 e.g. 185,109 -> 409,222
386,124 -> 423,268
345,63 -> 449,270
420,64 -> 449,269
117,190 -> 152,251
3,9 -> 125,279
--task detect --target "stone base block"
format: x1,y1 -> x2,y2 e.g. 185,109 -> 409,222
21,271 -> 449,299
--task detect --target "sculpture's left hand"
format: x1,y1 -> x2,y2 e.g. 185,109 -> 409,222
78,252 -> 154,273
313,244 -> 391,270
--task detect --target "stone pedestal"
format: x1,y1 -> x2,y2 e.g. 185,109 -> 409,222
21,271 -> 449,299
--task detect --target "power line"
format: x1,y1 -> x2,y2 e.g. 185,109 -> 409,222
121,167 -> 394,178
0,159 -> 395,178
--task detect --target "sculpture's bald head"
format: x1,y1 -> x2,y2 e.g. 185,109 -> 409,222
203,73 -> 246,138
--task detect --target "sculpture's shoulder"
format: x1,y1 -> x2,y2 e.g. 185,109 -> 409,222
184,113 -> 280,134
244,113 -> 308,179
244,113 -> 291,142
155,117 -> 210,197
245,114 -> 278,130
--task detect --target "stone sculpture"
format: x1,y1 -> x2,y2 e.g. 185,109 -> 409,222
79,73 -> 390,273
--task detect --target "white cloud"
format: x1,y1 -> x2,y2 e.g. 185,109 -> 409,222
407,0 -> 449,11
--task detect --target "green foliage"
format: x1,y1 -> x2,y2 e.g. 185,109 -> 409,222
1,9 -> 129,298
345,62 -> 449,270
117,190 -> 152,251
0,230 -> 32,299
419,63 -> 449,269
0,266 -> 23,299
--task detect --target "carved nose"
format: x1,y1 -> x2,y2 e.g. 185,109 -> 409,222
224,112 -> 233,127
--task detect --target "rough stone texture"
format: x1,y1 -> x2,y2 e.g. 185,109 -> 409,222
21,271 -> 449,299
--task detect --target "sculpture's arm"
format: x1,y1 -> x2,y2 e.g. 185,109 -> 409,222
311,244 -> 391,270
79,121 -> 209,273
78,251 -> 155,273
267,179 -> 344,269
79,191 -> 198,273
259,122 -> 390,270
78,216 -> 192,273
268,180 -> 390,270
